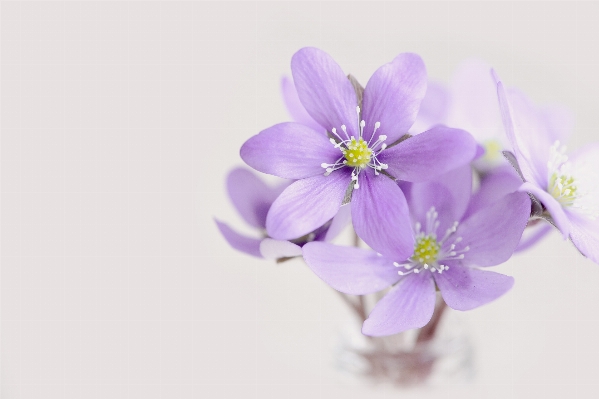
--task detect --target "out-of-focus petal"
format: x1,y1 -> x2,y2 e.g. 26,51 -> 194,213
240,122 -> 340,180
541,105 -> 574,145
291,47 -> 358,137
280,75 -> 324,133
505,87 -> 553,183
434,263 -> 514,311
259,238 -> 302,259
323,203 -> 351,242
518,181 -> 570,239
493,72 -> 549,187
379,126 -> 477,183
266,169 -> 350,240
362,273 -> 436,336
458,191 -> 530,267
351,172 -> 414,261
494,75 -> 544,187
570,142 -> 599,170
567,211 -> 599,264
215,220 -> 263,258
464,165 -> 522,219
515,223 -> 552,252
446,60 -> 503,142
226,167 -> 287,229
303,242 -> 400,295
362,53 -> 427,143
407,165 -> 473,231
410,81 -> 449,134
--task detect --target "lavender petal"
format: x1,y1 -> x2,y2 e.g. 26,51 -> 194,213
227,167 -> 288,229
380,126 -> 477,183
215,219 -> 263,258
280,75 -> 324,133
518,181 -> 570,239
291,47 -> 358,137
303,242 -> 400,295
362,53 -> 427,144
362,273 -> 436,336
351,172 -> 414,261
458,191 -> 531,267
266,169 -> 350,240
240,122 -> 340,179
434,263 -> 514,311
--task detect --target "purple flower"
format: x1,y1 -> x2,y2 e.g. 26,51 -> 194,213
215,167 -> 350,259
494,72 -> 599,263
303,166 -> 531,336
241,47 -> 478,260
412,60 -> 573,171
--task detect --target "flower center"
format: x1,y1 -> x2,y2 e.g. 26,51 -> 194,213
342,137 -> 372,168
413,235 -> 440,264
482,139 -> 503,162
320,106 -> 388,189
547,140 -> 598,218
549,172 -> 577,206
393,207 -> 469,276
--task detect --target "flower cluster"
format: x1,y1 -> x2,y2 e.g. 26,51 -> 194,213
216,48 -> 599,336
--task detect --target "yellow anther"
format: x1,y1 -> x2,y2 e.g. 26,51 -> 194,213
413,235 -> 440,264
549,172 -> 577,206
343,137 -> 372,168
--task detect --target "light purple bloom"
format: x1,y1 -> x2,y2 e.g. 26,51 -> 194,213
215,167 -> 349,259
241,47 -> 478,260
412,60 -> 573,171
303,166 -> 531,336
494,72 -> 599,263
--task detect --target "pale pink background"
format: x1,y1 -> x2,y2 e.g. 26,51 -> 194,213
2,2 -> 599,398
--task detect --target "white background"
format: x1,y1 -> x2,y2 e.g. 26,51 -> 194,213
2,2 -> 599,398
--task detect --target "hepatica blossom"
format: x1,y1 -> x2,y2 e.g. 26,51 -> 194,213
241,47 -> 477,259
303,167 -> 531,336
494,72 -> 599,263
215,167 -> 349,259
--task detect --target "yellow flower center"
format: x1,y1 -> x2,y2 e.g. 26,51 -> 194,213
342,137 -> 372,168
549,172 -> 577,206
482,139 -> 503,162
413,235 -> 440,264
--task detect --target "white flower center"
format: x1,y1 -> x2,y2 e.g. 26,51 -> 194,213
393,207 -> 469,275
547,140 -> 598,219
320,106 -> 388,189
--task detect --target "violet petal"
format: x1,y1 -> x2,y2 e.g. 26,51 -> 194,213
446,60 -> 503,141
215,219 -> 263,258
434,262 -> 514,311
266,169 -> 350,240
351,172 -> 414,260
362,273 -> 436,336
240,122 -> 340,179
280,75 -> 324,133
362,53 -> 427,143
323,204 -> 352,242
410,81 -> 449,134
494,74 -> 547,187
458,191 -> 530,267
303,242 -> 400,295
379,126 -> 477,183
465,165 -> 522,219
227,167 -> 287,229
407,165 -> 473,233
291,47 -> 358,137
567,211 -> 599,264
515,223 -> 553,253
518,181 -> 570,239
